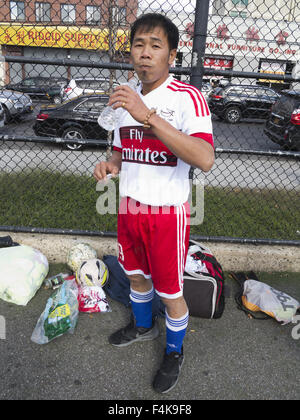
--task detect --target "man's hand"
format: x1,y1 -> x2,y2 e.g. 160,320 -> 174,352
93,161 -> 119,182
109,85 -> 149,125
94,151 -> 122,182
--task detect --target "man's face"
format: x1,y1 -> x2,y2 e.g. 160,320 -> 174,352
130,26 -> 177,93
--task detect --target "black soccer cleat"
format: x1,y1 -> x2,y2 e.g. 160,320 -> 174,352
152,347 -> 185,394
109,316 -> 159,347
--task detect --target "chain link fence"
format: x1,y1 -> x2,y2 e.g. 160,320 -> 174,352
0,0 -> 299,244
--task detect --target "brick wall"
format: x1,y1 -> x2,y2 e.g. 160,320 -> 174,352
0,0 -> 138,27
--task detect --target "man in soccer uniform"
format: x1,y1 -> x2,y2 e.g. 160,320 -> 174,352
94,13 -> 214,394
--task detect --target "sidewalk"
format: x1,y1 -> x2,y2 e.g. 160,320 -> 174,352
0,266 -> 299,401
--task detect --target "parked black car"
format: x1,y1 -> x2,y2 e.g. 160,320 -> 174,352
6,76 -> 68,104
264,90 -> 300,151
208,84 -> 280,123
33,94 -> 109,150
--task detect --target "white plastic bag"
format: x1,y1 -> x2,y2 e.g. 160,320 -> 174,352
78,285 -> 111,313
31,280 -> 79,344
243,280 -> 300,324
0,245 -> 48,306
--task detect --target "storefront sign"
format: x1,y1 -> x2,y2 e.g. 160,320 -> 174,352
179,37 -> 298,60
0,24 -> 130,51
179,18 -> 299,60
204,56 -> 233,70
259,61 -> 285,83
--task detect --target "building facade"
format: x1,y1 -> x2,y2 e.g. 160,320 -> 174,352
0,0 -> 138,84
211,0 -> 299,21
0,0 -> 299,88
140,0 -> 300,89
180,0 -> 300,89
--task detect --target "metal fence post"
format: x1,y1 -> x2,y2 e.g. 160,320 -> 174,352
190,0 -> 210,90
189,1 -> 210,179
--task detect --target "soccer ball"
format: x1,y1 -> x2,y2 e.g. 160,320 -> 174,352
76,258 -> 109,288
67,243 -> 97,273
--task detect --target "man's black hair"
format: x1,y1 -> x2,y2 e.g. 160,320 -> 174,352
130,13 -> 179,51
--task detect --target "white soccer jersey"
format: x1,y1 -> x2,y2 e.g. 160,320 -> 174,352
113,75 -> 213,206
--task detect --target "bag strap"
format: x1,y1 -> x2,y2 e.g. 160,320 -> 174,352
229,272 -> 270,320
0,236 -> 13,248
228,271 -> 247,287
246,271 -> 259,281
190,250 -> 224,277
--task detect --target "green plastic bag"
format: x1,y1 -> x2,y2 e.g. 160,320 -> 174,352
31,280 -> 79,344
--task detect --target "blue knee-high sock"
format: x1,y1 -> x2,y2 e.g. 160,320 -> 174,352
165,310 -> 189,355
130,287 -> 154,328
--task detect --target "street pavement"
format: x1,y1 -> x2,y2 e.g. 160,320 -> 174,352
0,272 -> 299,402
0,103 -> 283,152
1,103 -> 299,193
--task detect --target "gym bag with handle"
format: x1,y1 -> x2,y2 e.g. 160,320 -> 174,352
183,240 -> 225,319
229,271 -> 300,324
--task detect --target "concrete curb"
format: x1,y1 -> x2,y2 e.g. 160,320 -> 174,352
1,231 -> 300,272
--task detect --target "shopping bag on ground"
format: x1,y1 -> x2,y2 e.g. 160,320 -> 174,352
0,245 -> 48,306
78,285 -> 111,313
31,280 -> 79,344
230,272 -> 300,324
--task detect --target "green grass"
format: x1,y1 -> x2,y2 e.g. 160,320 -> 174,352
0,170 -> 299,241
191,186 -> 300,240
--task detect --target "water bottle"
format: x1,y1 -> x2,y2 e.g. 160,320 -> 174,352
98,78 -> 138,131
44,273 -> 72,289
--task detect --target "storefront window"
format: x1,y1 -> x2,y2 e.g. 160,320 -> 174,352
35,2 -> 51,23
112,7 -> 127,26
231,0 -> 248,5
258,59 -> 292,90
61,4 -> 76,24
86,5 -> 101,25
10,1 -> 25,21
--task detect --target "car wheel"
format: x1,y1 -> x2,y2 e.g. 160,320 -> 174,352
62,127 -> 84,151
53,96 -> 61,105
283,134 -> 299,151
224,106 -> 242,124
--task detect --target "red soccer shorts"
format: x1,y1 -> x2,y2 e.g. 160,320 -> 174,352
117,197 -> 190,299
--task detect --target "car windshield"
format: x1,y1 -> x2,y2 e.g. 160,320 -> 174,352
76,79 -> 109,90
273,93 -> 300,114
212,87 -> 223,95
223,86 -> 240,95
51,78 -> 68,86
75,97 -> 108,112
22,79 -> 36,86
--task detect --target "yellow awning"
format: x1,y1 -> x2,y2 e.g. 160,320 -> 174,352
259,70 -> 285,84
0,23 -> 130,51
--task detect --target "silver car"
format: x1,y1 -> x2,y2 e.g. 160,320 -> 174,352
0,89 -> 33,123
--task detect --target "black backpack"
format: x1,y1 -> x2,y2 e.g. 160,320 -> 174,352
102,255 -> 165,318
0,235 -> 19,248
229,271 -> 269,320
229,271 -> 300,321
